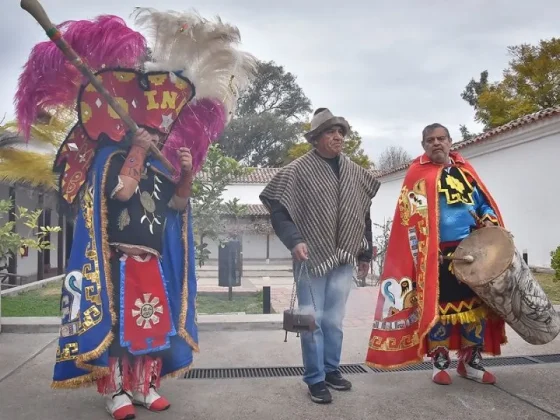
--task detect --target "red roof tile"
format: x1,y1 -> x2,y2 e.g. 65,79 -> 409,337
221,203 -> 269,217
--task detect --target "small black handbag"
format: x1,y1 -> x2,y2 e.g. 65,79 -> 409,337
283,262 -> 317,342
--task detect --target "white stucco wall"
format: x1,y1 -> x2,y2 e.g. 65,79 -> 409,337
221,184 -> 264,204
205,183 -> 292,260
205,222 -> 292,261
370,118 -> 560,268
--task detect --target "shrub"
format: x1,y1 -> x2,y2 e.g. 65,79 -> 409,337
551,246 -> 560,282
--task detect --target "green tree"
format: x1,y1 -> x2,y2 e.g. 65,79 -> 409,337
459,125 -> 478,141
461,38 -> 560,130
0,200 -> 61,268
551,246 -> 560,282
218,60 -> 312,167
285,123 -> 374,169
221,197 -> 248,241
191,145 -> 251,266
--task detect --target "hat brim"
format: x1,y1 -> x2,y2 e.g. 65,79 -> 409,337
304,117 -> 350,142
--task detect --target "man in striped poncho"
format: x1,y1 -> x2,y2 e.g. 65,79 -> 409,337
260,108 -> 380,404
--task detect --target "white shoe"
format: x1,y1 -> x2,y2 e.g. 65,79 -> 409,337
104,391 -> 136,420
132,386 -> 170,412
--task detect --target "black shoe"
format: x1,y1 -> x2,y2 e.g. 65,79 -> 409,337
307,381 -> 332,404
325,370 -> 352,391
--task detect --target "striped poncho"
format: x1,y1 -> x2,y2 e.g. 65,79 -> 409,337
259,150 -> 380,277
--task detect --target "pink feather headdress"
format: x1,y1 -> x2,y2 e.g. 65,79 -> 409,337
15,15 -> 147,140
14,8 -> 257,190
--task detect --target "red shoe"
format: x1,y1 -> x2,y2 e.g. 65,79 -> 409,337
432,369 -> 453,385
431,346 -> 452,385
457,346 -> 496,384
132,386 -> 171,412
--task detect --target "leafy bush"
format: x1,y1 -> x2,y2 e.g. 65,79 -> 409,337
551,246 -> 560,282
0,199 -> 61,265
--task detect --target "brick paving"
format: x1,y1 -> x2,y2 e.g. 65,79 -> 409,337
196,272 -> 379,330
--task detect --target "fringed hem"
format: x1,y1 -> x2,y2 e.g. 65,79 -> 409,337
309,249 -> 357,278
365,356 -> 424,371
51,367 -> 110,390
439,305 -> 488,325
162,362 -> 193,379
101,151 -> 123,327
177,209 -> 199,352
74,331 -> 115,373
178,330 -> 200,353
131,355 -> 162,396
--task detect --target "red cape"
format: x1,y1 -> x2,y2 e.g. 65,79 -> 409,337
365,152 -> 506,369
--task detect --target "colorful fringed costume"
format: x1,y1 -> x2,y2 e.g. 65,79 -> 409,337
14,8 -> 256,419
365,152 -> 507,385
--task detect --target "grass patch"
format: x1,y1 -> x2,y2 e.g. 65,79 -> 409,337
197,291 -> 265,315
535,272 -> 560,304
1,281 -> 266,316
2,281 -> 62,317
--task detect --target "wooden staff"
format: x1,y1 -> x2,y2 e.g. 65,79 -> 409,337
20,0 -> 176,176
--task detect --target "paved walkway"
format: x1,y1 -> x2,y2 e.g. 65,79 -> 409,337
1,327 -> 560,419
197,271 -> 379,329
271,286 -> 379,329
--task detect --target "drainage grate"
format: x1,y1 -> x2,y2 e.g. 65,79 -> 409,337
183,364 -> 368,379
531,354 -> 560,364
182,354 -> 560,379
367,355 -> 553,373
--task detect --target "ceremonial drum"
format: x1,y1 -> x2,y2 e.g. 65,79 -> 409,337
452,226 -> 560,345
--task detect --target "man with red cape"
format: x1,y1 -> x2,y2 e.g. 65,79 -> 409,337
365,123 -> 507,385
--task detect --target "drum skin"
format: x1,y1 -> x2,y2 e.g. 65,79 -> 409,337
453,227 -> 560,345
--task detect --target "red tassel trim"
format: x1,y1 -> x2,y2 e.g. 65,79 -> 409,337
456,346 -> 473,361
96,357 -> 132,395
131,355 -> 163,396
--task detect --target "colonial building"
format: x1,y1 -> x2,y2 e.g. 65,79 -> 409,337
211,107 -> 560,268
207,168 -> 290,262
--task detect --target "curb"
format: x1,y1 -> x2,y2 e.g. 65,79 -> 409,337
1,275 -> 64,297
1,314 -> 284,334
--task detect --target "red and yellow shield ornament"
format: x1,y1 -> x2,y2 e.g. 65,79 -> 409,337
54,68 -> 195,204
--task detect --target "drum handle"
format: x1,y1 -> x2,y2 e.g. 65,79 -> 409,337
443,255 -> 474,263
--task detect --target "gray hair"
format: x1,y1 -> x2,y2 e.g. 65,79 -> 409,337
421,123 -> 451,143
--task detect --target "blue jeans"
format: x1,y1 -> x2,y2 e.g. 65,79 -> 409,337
295,262 -> 353,386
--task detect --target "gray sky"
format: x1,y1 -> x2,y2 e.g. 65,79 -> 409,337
1,0 -> 558,163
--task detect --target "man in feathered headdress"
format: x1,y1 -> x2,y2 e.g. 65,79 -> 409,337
15,8 -> 256,419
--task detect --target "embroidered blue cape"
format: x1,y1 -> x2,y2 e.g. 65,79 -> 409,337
52,145 -> 198,388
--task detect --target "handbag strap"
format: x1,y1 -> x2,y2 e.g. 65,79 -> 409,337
288,261 -> 317,311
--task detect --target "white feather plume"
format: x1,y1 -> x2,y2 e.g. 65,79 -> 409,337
132,7 -> 257,120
